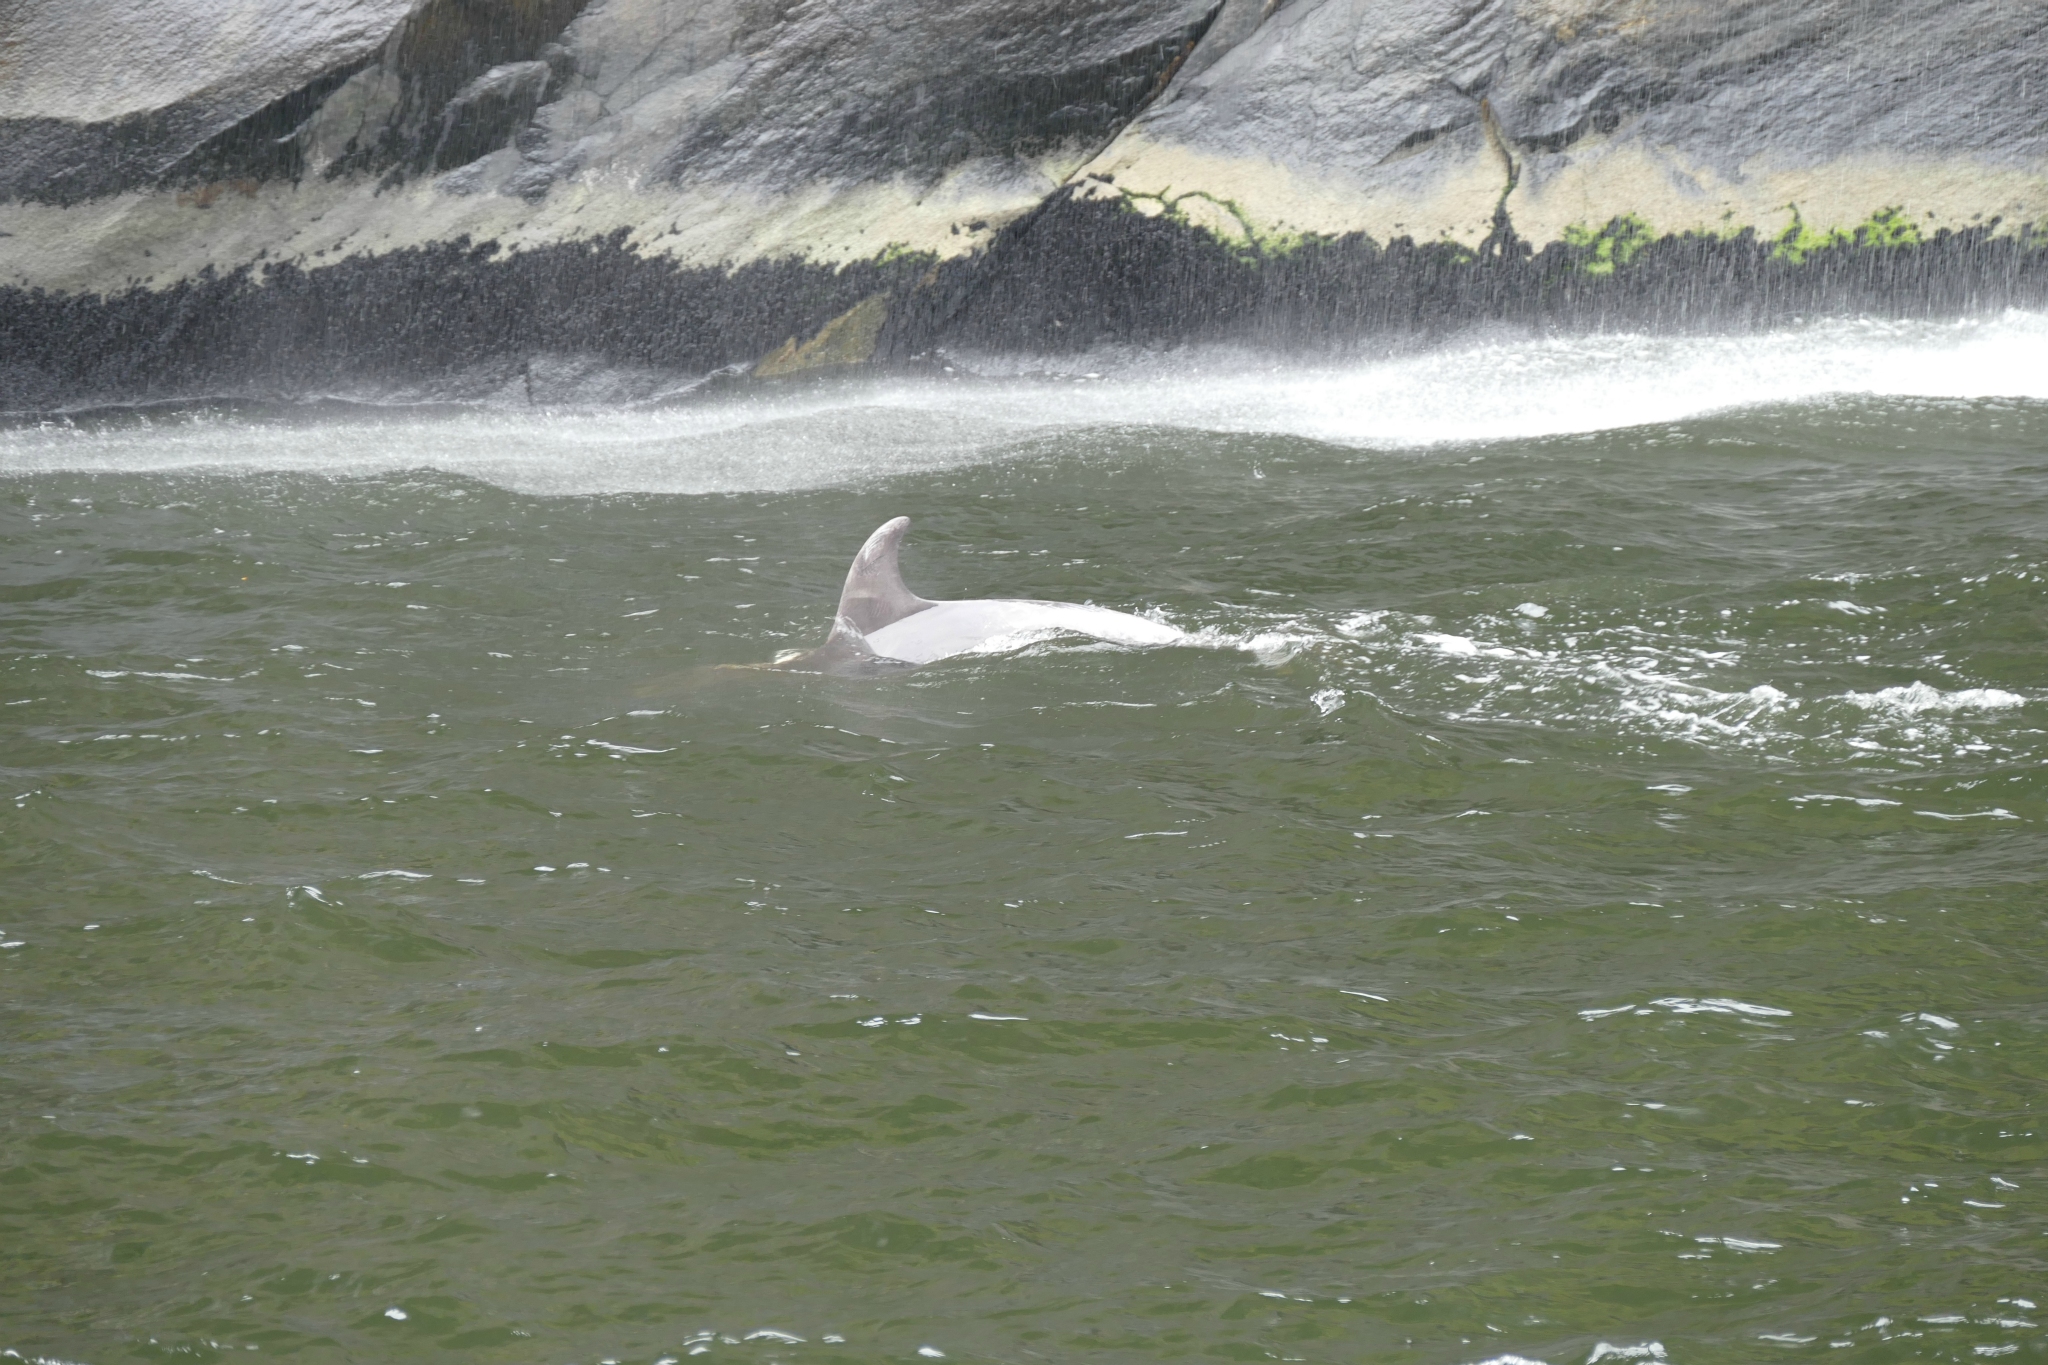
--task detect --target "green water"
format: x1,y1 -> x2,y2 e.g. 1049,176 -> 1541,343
3,368 -> 2046,1365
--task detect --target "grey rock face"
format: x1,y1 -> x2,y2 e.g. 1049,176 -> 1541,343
0,0 -> 2044,410
0,0 -> 416,202
325,0 -> 590,181
0,0 -> 1216,204
429,61 -> 554,174
1085,0 -> 2048,251
651,0 -> 1217,186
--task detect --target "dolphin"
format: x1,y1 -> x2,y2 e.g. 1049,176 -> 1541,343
767,517 -> 1184,674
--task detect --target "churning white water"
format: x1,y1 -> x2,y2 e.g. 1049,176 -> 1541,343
5,311 -> 2048,495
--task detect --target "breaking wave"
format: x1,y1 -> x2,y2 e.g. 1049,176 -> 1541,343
5,311 -> 2048,494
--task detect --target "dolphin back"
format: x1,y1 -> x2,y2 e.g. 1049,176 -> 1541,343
759,516 -> 1181,673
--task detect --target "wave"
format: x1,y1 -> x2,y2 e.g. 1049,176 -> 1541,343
4,312 -> 2047,494
1842,682 -> 2027,715
1165,601 -> 2039,769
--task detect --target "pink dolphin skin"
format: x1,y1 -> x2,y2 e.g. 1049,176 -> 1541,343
770,517 -> 1183,674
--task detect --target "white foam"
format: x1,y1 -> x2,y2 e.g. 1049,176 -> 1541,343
7,311 -> 2048,494
1915,808 -> 2020,821
1650,997 -> 1792,1018
85,668 -> 232,682
1149,312 -> 2048,448
1587,1345 -> 1667,1363
1312,599 -> 2041,763
1844,682 -> 2027,715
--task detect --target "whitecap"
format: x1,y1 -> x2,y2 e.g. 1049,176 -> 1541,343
1697,1235 -> 1782,1252
1915,808 -> 2020,821
1651,997 -> 1792,1018
586,740 -> 675,755
1587,1344 -> 1666,1363
1844,682 -> 2026,715
86,668 -> 231,682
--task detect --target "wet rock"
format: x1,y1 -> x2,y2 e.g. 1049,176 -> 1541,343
0,0 -> 415,204
428,61 -> 553,173
1089,0 -> 2048,252
0,0 -> 2043,410
755,294 -> 893,378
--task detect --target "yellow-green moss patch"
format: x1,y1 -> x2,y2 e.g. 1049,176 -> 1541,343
1560,214 -> 1655,275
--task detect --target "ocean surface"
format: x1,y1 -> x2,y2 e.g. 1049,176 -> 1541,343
3,314 -> 2046,1365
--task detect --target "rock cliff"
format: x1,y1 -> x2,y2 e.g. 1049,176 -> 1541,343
3,0 -> 2044,409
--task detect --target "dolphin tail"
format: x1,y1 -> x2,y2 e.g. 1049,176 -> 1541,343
834,516 -> 934,636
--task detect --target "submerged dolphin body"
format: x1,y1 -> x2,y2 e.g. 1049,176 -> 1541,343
770,517 -> 1184,674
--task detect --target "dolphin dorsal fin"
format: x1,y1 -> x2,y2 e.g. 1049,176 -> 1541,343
834,516 -> 933,634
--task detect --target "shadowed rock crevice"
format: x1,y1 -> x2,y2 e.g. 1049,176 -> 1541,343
152,59 -> 381,193
6,55 -> 383,207
0,0 -> 421,206
328,0 -> 593,182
